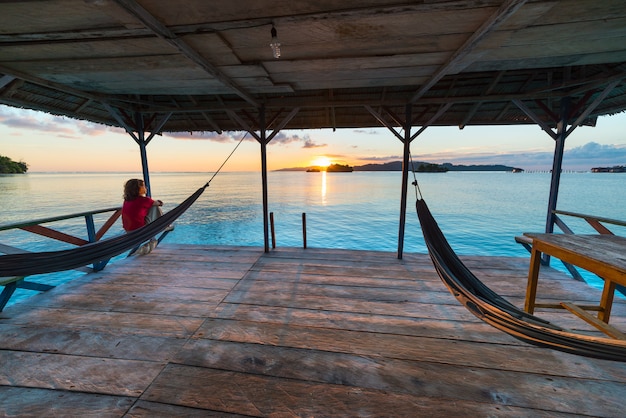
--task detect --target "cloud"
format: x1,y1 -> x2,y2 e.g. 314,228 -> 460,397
413,142 -> 626,171
272,132 -> 308,145
358,155 -> 403,162
303,138 -> 326,148
352,129 -> 379,135
565,142 -> 626,162
270,132 -> 326,148
165,131 -> 249,143
164,130 -> 328,149
0,106 -> 113,138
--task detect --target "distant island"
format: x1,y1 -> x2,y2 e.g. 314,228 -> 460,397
307,163 -> 354,172
278,161 -> 522,172
0,155 -> 28,174
414,163 -> 448,173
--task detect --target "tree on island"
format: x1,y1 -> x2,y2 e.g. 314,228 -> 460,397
327,163 -> 353,172
0,155 -> 28,173
415,163 -> 448,173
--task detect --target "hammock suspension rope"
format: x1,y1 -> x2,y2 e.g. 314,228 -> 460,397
0,131 -> 250,278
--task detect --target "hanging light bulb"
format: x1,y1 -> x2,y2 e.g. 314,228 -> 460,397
270,25 -> 281,59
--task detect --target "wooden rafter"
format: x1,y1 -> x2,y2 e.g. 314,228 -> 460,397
113,0 -> 259,107
410,0 -> 528,104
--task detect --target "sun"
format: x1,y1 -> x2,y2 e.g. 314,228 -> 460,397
311,156 -> 332,167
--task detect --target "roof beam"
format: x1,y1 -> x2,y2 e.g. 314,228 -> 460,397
146,112 -> 173,143
0,75 -> 16,89
226,109 -> 260,142
267,108 -> 301,142
567,78 -> 622,136
113,0 -> 259,107
364,105 -> 404,141
410,103 -> 453,141
102,102 -> 140,142
0,63 -> 136,113
512,99 -> 557,140
459,71 -> 505,129
140,85 -> 613,115
410,0 -> 527,104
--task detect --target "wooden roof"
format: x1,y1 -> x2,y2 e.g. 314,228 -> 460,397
1,0 -> 626,133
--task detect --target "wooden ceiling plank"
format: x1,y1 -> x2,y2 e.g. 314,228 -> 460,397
0,62 -> 136,114
113,0 -> 258,107
1,1 -> 625,133
410,0 -> 528,104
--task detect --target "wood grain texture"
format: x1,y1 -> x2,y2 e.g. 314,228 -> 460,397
1,245 -> 625,417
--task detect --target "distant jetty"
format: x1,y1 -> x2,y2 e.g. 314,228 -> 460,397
591,165 -> 625,173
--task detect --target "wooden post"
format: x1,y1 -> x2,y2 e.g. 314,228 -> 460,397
545,97 -> 570,235
259,106 -> 270,253
397,104 -> 412,259
135,112 -> 152,197
302,213 -> 307,249
270,212 -> 276,249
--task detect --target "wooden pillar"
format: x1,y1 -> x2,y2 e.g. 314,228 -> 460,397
397,104 -> 412,259
365,104 -> 444,259
227,107 -> 299,253
135,112 -> 152,197
545,97 -> 570,235
259,106 -> 270,252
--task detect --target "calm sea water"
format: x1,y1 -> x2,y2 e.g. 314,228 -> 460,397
1,171 -> 625,305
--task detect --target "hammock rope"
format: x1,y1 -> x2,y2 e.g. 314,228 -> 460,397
0,132 -> 249,278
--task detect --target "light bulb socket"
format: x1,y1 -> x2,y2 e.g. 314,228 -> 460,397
270,25 -> 281,59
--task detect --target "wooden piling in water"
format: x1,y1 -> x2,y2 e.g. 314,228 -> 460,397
302,212 -> 307,249
270,212 -> 276,249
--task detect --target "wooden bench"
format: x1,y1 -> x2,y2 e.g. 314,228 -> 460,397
0,276 -> 54,311
515,235 -> 533,252
0,207 -> 122,311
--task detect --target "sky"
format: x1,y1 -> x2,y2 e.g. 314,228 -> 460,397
1,105 -> 625,173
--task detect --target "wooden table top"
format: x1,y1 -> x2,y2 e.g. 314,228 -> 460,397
524,233 -> 626,277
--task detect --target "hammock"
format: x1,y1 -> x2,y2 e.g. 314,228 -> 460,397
416,198 -> 626,362
0,184 -> 207,278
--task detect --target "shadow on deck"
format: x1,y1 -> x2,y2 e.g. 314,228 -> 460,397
1,245 -> 625,416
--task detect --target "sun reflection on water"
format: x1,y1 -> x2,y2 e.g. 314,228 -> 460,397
321,171 -> 327,205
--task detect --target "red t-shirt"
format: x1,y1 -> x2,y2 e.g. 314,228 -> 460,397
122,196 -> 155,231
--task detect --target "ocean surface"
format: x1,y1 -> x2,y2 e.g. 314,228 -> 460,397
2,171 -> 625,306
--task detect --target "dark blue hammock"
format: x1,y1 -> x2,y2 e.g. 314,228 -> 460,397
0,184 -> 207,278
416,198 -> 626,362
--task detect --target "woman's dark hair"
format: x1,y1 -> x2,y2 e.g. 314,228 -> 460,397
123,179 -> 143,201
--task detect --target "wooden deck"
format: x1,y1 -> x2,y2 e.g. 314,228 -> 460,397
1,245 -> 625,417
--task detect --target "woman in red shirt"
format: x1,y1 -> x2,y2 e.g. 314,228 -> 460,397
122,178 -> 164,232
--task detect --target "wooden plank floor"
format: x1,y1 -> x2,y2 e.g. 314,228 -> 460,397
1,245 -> 625,417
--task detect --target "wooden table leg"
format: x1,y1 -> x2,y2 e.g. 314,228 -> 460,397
598,279 -> 616,323
525,247 -> 542,314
